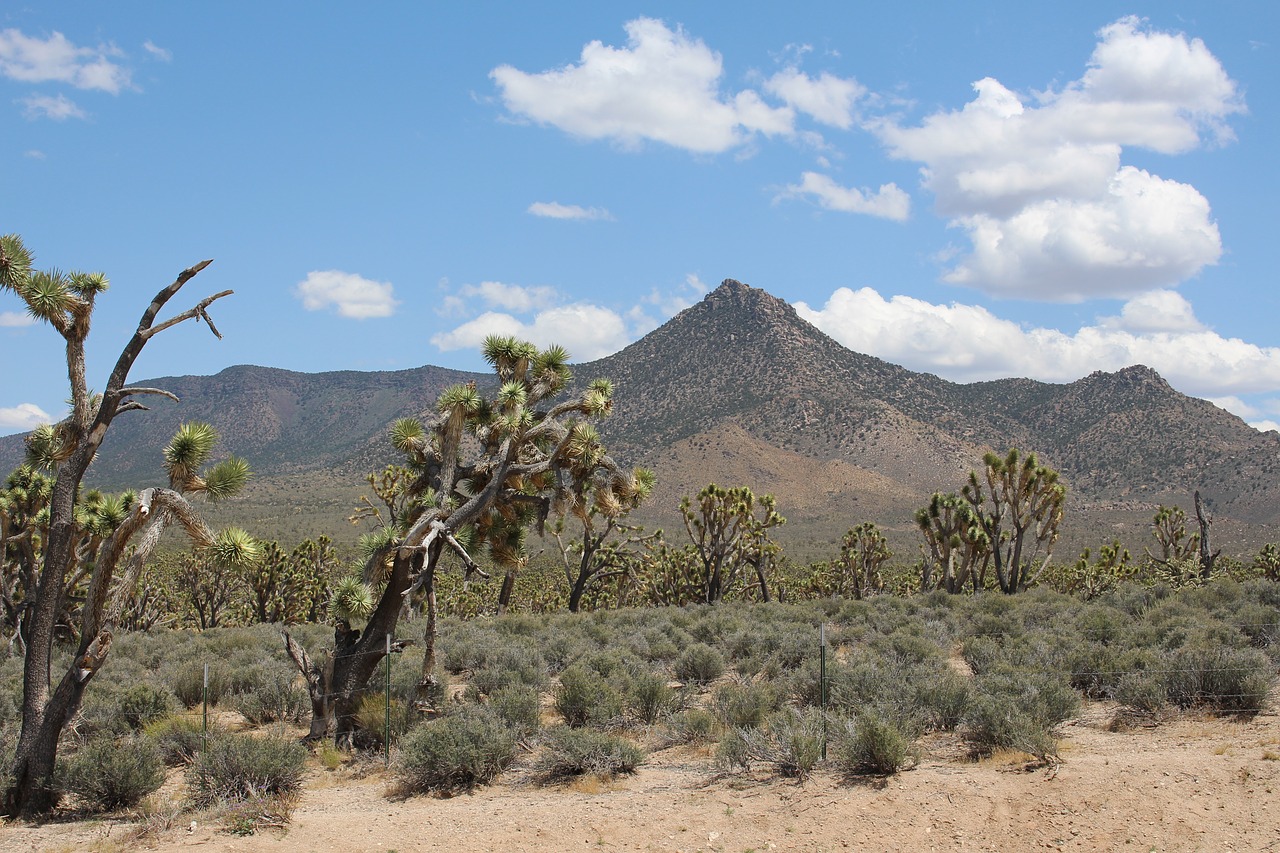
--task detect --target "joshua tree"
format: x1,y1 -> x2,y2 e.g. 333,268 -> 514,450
679,484 -> 785,603
962,449 -> 1066,594
0,234 -> 241,817
823,522 -> 891,600
549,430 -> 656,611
286,336 -> 645,745
915,492 -> 989,594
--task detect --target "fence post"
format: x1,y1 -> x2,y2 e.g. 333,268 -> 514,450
820,623 -> 828,761
202,662 -> 209,755
385,633 -> 392,768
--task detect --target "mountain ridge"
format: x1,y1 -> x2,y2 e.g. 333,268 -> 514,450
3,278 -> 1277,553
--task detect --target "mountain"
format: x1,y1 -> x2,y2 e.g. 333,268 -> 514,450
4,279 -> 1278,556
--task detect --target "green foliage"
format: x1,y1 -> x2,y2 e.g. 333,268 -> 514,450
396,707 -> 517,794
233,670 -> 308,725
532,726 -> 645,784
673,643 -> 726,685
622,670 -> 682,725
961,669 -> 1079,760
117,683 -> 175,732
59,736 -> 164,812
189,732 -> 307,805
488,684 -> 542,738
711,680 -> 781,729
716,708 -> 824,780
143,714 -> 210,766
554,665 -> 622,728
833,711 -> 917,776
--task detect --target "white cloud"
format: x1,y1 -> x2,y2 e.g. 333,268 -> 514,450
782,171 -> 911,221
0,311 -> 35,327
1249,420 -> 1280,434
0,402 -> 50,430
21,93 -> 86,121
1101,289 -> 1203,333
431,304 -> 630,361
294,270 -> 399,319
795,286 -> 1280,399
460,281 -> 558,313
873,16 -> 1242,300
528,201 -> 614,221
142,40 -> 171,62
943,167 -> 1221,301
23,149 -> 45,159
0,29 -> 131,93
763,68 -> 865,129
491,17 -> 793,153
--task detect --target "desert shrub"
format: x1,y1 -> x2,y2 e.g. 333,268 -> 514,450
961,693 -> 1058,759
234,670 -> 307,725
913,670 -> 971,731
189,732 -> 307,805
554,665 -> 622,728
353,693 -> 415,748
717,708 -> 824,780
532,727 -> 644,783
1162,643 -> 1273,712
465,644 -> 549,698
118,683 -> 175,732
143,714 -> 211,766
396,707 -> 517,794
833,711 -> 917,776
60,735 -> 164,812
488,684 -> 541,738
673,643 -> 725,686
1114,672 -> 1167,713
660,708 -> 720,745
172,662 -> 230,709
961,668 -> 1078,760
623,670 -> 682,725
711,681 -> 780,729
579,647 -> 644,680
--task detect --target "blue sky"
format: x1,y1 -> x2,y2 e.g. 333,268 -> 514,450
3,2 -> 1279,436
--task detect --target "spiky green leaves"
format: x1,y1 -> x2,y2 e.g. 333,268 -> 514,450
24,423 -> 69,470
390,417 -> 427,454
202,457 -> 251,502
329,574 -> 375,624
165,422 -> 217,488
0,233 -> 34,292
163,423 -> 250,500
210,527 -> 261,567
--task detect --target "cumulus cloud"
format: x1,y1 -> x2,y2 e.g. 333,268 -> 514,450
460,281 -> 559,313
0,311 -> 35,327
21,93 -> 86,120
794,286 -> 1280,400
0,29 -> 131,93
781,171 -> 910,221
491,17 -> 793,153
435,274 -> 712,360
294,270 -> 399,319
872,16 -> 1243,300
431,304 -> 630,361
0,402 -> 50,431
528,201 -> 614,221
763,67 -> 865,128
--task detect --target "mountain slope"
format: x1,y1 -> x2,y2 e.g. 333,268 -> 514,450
4,278 -> 1277,552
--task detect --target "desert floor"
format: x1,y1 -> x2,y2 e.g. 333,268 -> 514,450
5,698 -> 1280,853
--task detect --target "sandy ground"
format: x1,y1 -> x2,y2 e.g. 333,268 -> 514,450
5,701 -> 1280,853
